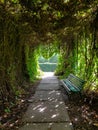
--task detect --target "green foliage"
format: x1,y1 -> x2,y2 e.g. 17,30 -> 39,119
39,41 -> 59,59
0,0 -> 98,112
25,45 -> 39,81
55,29 -> 98,93
55,52 -> 65,76
11,0 -> 18,3
4,107 -> 11,113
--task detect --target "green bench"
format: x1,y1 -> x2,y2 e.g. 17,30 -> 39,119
60,74 -> 85,97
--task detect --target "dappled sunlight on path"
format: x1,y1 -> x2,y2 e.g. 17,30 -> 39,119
19,72 -> 72,130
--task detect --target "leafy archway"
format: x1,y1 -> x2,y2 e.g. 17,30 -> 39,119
0,0 -> 98,120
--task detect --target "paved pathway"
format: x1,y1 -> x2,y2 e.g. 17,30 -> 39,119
19,73 -> 73,130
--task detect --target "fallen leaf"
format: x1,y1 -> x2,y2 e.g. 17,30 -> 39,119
93,123 -> 98,126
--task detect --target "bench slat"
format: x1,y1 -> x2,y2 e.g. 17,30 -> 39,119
64,81 -> 80,92
69,74 -> 85,83
60,74 -> 85,95
64,79 -> 81,91
68,78 -> 84,89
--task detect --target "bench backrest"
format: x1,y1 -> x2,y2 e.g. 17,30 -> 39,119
67,74 -> 85,90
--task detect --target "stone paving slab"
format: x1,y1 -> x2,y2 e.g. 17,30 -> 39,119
22,101 -> 70,123
36,83 -> 60,91
19,74 -> 72,130
42,76 -> 58,79
40,79 -> 59,84
19,123 -> 73,130
28,90 -> 63,102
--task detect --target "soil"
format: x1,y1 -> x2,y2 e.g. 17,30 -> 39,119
0,81 -> 98,130
63,91 -> 98,130
67,100 -> 98,130
0,80 -> 41,130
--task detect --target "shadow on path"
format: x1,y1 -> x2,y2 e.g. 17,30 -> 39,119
19,72 -> 73,130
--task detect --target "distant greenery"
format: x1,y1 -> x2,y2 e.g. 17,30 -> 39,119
38,54 -> 58,72
39,64 -> 57,72
49,54 -> 58,63
38,54 -> 58,63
